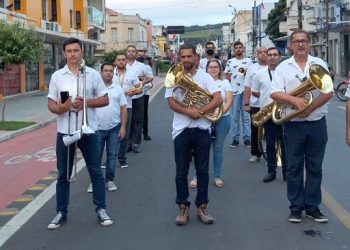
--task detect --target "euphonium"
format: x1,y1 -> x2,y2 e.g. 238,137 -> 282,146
164,62 -> 223,123
252,64 -> 333,126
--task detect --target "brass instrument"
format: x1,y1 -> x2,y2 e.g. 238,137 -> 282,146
238,67 -> 246,76
164,62 -> 223,123
252,64 -> 333,127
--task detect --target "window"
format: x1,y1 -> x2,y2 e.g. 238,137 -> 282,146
0,0 -> 5,8
76,11 -> 81,29
51,0 -> 57,21
14,0 -> 20,10
128,28 -> 134,42
69,10 -> 73,28
111,28 -> 117,41
42,0 -> 47,20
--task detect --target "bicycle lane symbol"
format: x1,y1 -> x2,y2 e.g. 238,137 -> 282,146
4,146 -> 56,165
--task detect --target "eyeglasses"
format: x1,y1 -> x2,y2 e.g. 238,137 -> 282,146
208,66 -> 220,69
291,40 -> 309,45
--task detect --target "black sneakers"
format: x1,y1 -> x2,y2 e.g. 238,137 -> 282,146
288,211 -> 302,223
47,212 -> 67,230
97,208 -> 113,226
306,210 -> 328,223
230,140 -> 239,147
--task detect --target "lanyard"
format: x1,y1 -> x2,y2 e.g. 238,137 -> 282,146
268,69 -> 272,82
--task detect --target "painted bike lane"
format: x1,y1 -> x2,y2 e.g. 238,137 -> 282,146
0,123 -> 57,212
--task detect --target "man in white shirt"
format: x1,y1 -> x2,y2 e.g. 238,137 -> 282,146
125,45 -> 153,153
47,38 -> 113,229
165,44 -> 222,226
87,63 -> 127,193
113,54 -> 140,168
270,31 -> 333,224
199,41 -> 219,70
243,47 -> 267,163
251,47 -> 287,183
225,41 -> 252,147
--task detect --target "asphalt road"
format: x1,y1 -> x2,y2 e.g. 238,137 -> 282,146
2,92 -> 350,250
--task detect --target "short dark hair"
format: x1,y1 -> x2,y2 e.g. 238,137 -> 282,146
100,63 -> 114,72
290,30 -> 310,42
233,41 -> 243,48
267,47 -> 281,55
63,38 -> 82,51
126,44 -> 137,51
178,44 -> 196,56
206,41 -> 215,47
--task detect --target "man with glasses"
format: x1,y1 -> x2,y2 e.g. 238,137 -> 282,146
270,31 -> 333,223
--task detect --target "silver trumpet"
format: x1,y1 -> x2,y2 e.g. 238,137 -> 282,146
63,59 -> 94,182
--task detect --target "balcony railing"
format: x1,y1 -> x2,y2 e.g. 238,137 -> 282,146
88,6 -> 104,29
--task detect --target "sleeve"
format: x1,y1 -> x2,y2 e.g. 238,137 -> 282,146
224,59 -> 231,73
223,79 -> 233,92
164,87 -> 174,99
243,65 -> 254,88
205,74 -> 220,94
143,64 -> 153,78
95,72 -> 107,97
251,72 -> 261,93
117,86 -> 127,106
146,65 -> 154,77
47,73 -> 58,102
270,66 -> 286,94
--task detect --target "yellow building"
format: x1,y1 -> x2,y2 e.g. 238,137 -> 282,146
0,0 -> 104,95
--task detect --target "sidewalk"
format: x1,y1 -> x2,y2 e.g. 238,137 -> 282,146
0,76 -> 165,143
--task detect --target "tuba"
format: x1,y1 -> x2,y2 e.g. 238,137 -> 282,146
252,64 -> 333,126
164,62 -> 223,123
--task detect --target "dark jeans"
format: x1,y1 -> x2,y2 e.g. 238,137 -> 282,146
174,128 -> 211,207
143,94 -> 150,136
263,120 -> 287,174
129,96 -> 144,146
250,107 -> 262,157
56,133 -> 106,215
283,117 -> 328,213
118,108 -> 132,163
97,124 -> 121,182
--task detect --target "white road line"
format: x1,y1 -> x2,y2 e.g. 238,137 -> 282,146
0,159 -> 85,248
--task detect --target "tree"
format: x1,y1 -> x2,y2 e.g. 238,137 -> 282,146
102,49 -> 126,64
0,20 -> 44,122
265,0 -> 287,47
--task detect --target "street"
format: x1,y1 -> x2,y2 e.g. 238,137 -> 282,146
1,91 -> 350,250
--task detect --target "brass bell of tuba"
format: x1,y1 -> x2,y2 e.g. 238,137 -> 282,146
164,62 -> 223,123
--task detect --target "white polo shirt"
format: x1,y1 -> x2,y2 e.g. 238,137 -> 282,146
224,57 -> 252,95
244,63 -> 268,107
126,61 -> 153,99
251,68 -> 274,108
216,79 -> 233,116
96,83 -> 127,130
113,68 -> 137,108
270,55 -> 332,121
164,69 -> 220,139
48,65 -> 106,134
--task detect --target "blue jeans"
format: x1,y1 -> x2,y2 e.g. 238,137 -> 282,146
174,128 -> 211,207
231,93 -> 251,141
263,120 -> 287,174
56,133 -> 106,215
118,108 -> 132,163
98,124 -> 121,182
212,115 -> 231,178
283,117 -> 328,213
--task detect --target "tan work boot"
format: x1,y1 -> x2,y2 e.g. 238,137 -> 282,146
175,204 -> 189,226
196,204 -> 214,224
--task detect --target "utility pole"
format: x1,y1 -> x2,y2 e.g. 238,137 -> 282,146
325,0 -> 329,62
297,0 -> 303,29
252,0 -> 257,56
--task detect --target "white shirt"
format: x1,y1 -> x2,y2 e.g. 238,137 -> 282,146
251,68 -> 274,108
48,65 -> 106,134
215,79 -> 233,116
126,61 -> 153,99
96,83 -> 127,130
244,63 -> 268,107
164,69 -> 220,139
143,65 -> 154,95
345,83 -> 350,98
113,68 -> 137,108
270,55 -> 332,121
224,57 -> 252,95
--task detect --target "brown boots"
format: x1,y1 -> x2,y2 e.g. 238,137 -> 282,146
175,204 -> 214,225
196,204 -> 214,224
175,204 -> 190,225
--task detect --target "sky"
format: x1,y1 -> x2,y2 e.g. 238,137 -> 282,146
105,0 -> 277,27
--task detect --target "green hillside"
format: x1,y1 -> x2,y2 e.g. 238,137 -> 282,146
181,23 -> 229,46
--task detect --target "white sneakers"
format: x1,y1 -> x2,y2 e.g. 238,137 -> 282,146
86,181 -> 117,193
249,155 -> 260,163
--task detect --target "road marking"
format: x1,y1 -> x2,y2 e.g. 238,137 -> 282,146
28,184 -> 47,191
0,159 -> 85,248
337,106 -> 346,110
150,84 -> 164,102
0,208 -> 19,216
14,195 -> 33,203
40,174 -> 57,180
322,187 -> 350,231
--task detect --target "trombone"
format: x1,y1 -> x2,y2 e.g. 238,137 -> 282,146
62,59 -> 94,182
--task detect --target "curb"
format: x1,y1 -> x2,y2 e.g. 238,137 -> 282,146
0,117 -> 56,143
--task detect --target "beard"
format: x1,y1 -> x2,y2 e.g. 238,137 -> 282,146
183,62 -> 193,71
